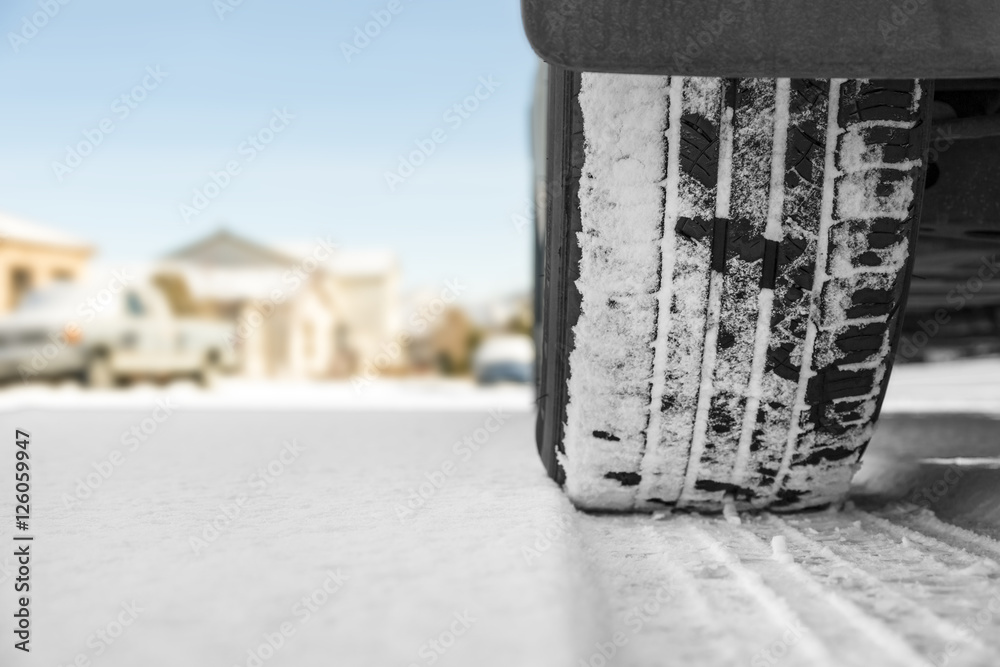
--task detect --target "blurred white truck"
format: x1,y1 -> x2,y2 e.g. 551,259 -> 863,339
0,273 -> 236,387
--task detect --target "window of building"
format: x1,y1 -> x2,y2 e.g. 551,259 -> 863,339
126,292 -> 146,316
10,267 -> 32,309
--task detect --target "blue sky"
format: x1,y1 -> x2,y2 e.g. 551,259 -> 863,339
0,0 -> 539,300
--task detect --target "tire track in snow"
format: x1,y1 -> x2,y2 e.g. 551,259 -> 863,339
576,511 -> 1000,666
690,518 -> 924,667
856,510 -> 1000,572
876,505 -> 1000,563
575,514 -> 814,666
764,513 -> 1000,665
682,520 -> 841,666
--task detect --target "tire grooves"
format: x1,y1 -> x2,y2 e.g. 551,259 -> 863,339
637,76 -> 683,507
748,79 -> 831,505
636,78 -> 722,506
778,81 -> 930,509
685,79 -> 775,508
678,78 -> 737,507
732,78 -> 791,493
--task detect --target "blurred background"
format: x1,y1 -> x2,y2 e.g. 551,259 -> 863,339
0,0 -> 538,395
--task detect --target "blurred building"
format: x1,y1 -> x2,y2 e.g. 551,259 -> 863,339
156,229 -> 399,379
0,212 -> 92,313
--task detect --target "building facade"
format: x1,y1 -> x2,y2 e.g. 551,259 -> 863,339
0,212 -> 93,313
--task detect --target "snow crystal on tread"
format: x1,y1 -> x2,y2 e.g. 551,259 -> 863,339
684,78 -> 775,508
746,79 -> 830,504
637,78 -> 721,508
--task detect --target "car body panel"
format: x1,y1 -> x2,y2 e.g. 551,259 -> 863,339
522,0 -> 1000,78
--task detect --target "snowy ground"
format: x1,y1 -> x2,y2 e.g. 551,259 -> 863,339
0,363 -> 999,666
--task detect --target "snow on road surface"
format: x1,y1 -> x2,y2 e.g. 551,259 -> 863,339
0,367 -> 998,666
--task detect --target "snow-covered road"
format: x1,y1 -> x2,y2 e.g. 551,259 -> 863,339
0,362 -> 998,666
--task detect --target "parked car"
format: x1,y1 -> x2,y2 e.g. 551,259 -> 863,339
473,334 -> 535,385
0,274 -> 236,387
524,0 -> 1000,512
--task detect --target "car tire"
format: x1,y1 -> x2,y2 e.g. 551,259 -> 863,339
85,353 -> 116,389
536,72 -> 932,512
197,352 -> 221,389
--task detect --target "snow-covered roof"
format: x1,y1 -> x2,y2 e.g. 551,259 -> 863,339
0,211 -> 91,251
166,229 -> 295,268
277,242 -> 398,278
328,249 -> 397,278
156,262 -> 288,301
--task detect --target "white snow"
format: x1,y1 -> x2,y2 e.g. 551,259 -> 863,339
681,271 -> 725,504
640,75 -> 684,508
722,496 -> 742,526
771,535 -> 794,563
881,357 -> 1000,413
1,380 -> 999,665
565,72 -> 670,509
920,457 -> 1000,469
0,210 -> 91,249
0,378 -> 535,413
763,78 -> 791,242
732,289 -> 776,487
